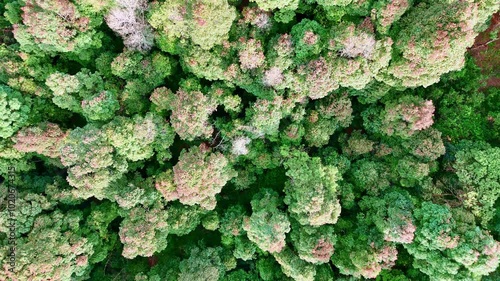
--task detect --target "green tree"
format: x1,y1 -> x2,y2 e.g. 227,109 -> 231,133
0,210 -> 96,280
45,70 -> 119,122
118,202 -> 169,259
110,51 -> 173,114
160,86 -> 218,141
364,95 -> 435,138
59,125 -> 128,199
149,0 -> 236,50
405,202 -> 500,280
452,141 -> 500,226
13,0 -> 104,59
178,246 -> 230,281
103,113 -> 174,162
158,144 -> 236,210
273,247 -> 316,281
243,189 -> 291,253
381,0 -> 489,87
289,223 -> 336,264
359,190 -> 416,244
371,0 -> 412,34
0,85 -> 31,138
283,150 -> 342,226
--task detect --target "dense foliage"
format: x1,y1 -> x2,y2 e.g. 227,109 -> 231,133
1,0 -> 499,280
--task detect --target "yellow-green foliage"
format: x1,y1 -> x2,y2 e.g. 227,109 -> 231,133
149,0 -> 236,50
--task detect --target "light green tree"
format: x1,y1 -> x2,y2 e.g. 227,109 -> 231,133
283,150 -> 342,226
149,0 -> 236,50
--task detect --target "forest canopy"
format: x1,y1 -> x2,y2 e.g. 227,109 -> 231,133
1,0 -> 500,280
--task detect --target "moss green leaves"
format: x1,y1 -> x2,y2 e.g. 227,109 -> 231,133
0,85 -> 30,138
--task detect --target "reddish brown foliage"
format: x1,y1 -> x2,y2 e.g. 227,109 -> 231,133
13,123 -> 68,158
469,12 -> 500,88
